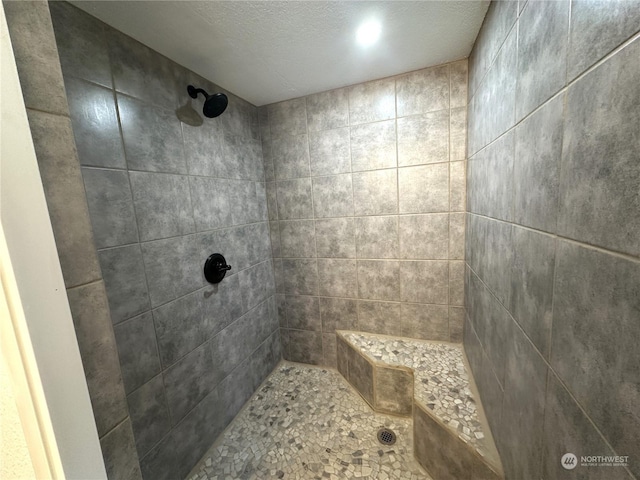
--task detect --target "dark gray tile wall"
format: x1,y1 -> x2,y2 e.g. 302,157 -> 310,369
466,2 -> 639,479
4,1 -> 141,478
265,62 -> 468,367
43,2 -> 280,478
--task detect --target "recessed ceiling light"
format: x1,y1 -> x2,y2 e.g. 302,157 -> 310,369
356,20 -> 381,47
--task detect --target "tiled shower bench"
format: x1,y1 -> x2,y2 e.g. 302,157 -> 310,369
336,331 -> 504,480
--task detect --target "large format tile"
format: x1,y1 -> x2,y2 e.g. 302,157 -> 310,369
276,178 -> 314,220
510,227 -> 555,358
49,1 -> 111,87
182,125 -> 225,178
357,260 -> 400,301
317,259 -> 358,298
398,164 -> 449,214
82,168 -> 138,249
238,260 -> 274,312
189,177 -> 232,232
568,0 -> 640,81
499,324 -> 548,480
357,301 -> 401,336
26,111 -> 101,288
108,29 -> 178,110
450,109 -> 467,163
450,60 -> 468,109
99,419 -> 142,480
558,38 -> 640,257
66,281 -> 128,437
4,0 -> 68,115
113,312 -> 161,394
118,95 -> 186,174
308,127 -> 350,176
129,171 -> 194,241
348,78 -> 396,125
449,213 -> 465,261
287,330 -> 323,365
350,120 -> 397,172
267,98 -> 307,136
542,373 -> 634,480
319,297 -> 358,332
551,241 -> 640,464
467,131 -> 514,222
315,218 -> 356,258
99,245 -> 151,324
396,65 -> 449,117
228,180 -> 264,225
152,291 -> 206,368
516,0 -> 569,121
306,87 -> 349,132
480,217 -> 513,308
65,78 -> 125,168
141,235 -> 202,307
202,274 -> 245,337
279,220 -> 316,258
514,94 -> 563,232
398,214 -> 448,260
312,174 -> 354,218
271,133 -> 310,180
397,111 -> 449,167
126,375 -> 171,458
400,303 -> 449,341
282,259 -> 318,296
356,216 -> 399,259
399,261 -> 448,304
285,295 -> 321,331
352,169 -> 398,216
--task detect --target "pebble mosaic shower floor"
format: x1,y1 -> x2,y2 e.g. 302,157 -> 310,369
186,363 -> 431,480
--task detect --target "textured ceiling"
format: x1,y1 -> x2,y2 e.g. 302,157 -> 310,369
71,1 -> 489,106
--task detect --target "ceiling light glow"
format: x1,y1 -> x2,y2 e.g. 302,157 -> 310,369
356,20 -> 381,47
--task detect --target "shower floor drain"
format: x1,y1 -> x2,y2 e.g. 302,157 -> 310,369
377,428 -> 397,446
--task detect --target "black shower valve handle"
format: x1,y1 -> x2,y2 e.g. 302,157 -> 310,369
217,263 -> 232,272
204,253 -> 231,284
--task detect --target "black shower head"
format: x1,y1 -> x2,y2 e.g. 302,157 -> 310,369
187,85 -> 228,118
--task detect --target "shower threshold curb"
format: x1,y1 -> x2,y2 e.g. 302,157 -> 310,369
336,330 -> 504,480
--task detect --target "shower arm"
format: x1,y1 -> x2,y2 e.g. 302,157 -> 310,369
188,85 -> 209,99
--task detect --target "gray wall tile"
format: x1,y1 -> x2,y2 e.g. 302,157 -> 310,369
398,164 -> 449,214
353,169 -> 398,215
272,133 -> 310,180
448,307 -> 464,343
449,213 -> 466,260
568,0 -> 640,80
65,78 -> 125,168
319,297 -> 358,332
306,87 -> 349,132
322,334 -> 337,368
99,245 -> 151,324
99,419 -> 142,480
118,95 -> 186,174
276,178 -> 314,219
312,174 -> 354,218
357,260 -> 400,301
141,235 -> 201,307
450,108 -> 467,162
114,312 -> 161,394
287,330 -> 323,365
279,220 -> 316,258
357,301 -> 400,335
308,127 -> 350,176
67,281 -> 128,436
514,94 -> 563,232
285,295 -> 321,331
396,65 -> 449,117
317,259 -> 358,298
399,260 -> 448,304
182,125 -> 224,178
356,216 -> 399,259
450,60 -> 468,109
552,242 -> 640,463
282,259 -> 318,295
126,376 -> 171,458
397,111 -> 449,167
315,218 -> 356,258
229,181 -> 264,225
558,38 -> 640,257
398,214 -> 448,260
202,275 -> 245,337
449,260 -> 465,307
189,177 -> 232,231
129,171 -> 194,242
82,168 -> 138,249
267,98 -> 307,136
516,0 -> 569,121
238,260 -> 274,312
350,120 -> 397,172
400,303 -> 449,341
49,1 -> 111,87
348,78 -> 396,125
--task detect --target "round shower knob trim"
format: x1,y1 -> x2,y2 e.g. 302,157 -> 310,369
204,253 -> 232,284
